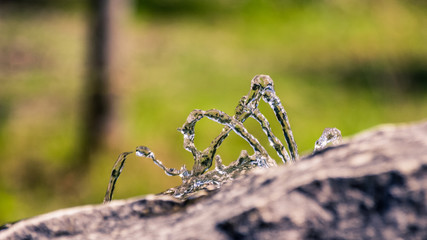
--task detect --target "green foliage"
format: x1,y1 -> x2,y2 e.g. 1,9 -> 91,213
0,0 -> 85,11
0,0 -> 427,224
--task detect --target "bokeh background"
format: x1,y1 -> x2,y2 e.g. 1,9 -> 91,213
0,0 -> 426,224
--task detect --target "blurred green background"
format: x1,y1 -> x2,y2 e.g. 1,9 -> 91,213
0,0 -> 426,224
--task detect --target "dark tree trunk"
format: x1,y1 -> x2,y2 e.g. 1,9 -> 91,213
77,0 -> 112,170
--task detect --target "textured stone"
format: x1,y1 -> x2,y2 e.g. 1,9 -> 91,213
1,121 -> 426,240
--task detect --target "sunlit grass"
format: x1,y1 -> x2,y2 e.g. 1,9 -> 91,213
0,1 -> 426,224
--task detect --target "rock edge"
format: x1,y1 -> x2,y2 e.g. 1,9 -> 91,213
1,121 -> 426,240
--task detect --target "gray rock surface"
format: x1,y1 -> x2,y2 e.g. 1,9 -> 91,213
1,121 -> 426,240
